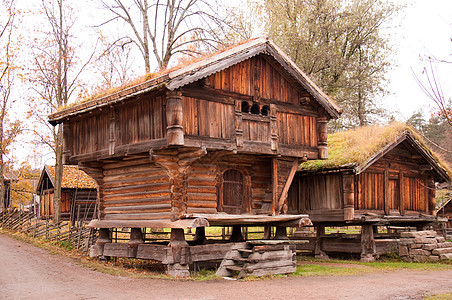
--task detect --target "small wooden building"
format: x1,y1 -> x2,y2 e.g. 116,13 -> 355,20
437,197 -> 452,229
48,37 -> 341,276
289,123 -> 451,260
36,165 -> 97,221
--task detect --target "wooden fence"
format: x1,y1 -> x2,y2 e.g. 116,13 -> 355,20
0,208 -> 97,254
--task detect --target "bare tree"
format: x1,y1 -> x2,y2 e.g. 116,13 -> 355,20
28,0 -> 93,222
99,0 -> 228,72
0,0 -> 21,212
413,61 -> 452,127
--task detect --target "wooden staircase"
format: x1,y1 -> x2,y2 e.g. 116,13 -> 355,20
216,241 -> 297,279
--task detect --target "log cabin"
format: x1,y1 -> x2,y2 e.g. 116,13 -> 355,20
289,123 -> 451,260
48,37 -> 342,276
36,165 -> 97,222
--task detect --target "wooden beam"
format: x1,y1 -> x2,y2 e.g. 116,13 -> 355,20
277,160 -> 299,215
272,158 -> 278,215
384,168 -> 390,215
343,174 -> 355,221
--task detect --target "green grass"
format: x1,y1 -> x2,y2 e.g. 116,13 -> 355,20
426,293 -> 452,300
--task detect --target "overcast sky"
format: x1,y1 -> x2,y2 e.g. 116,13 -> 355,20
386,0 -> 452,121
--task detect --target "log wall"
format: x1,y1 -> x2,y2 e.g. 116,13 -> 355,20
101,158 -> 172,221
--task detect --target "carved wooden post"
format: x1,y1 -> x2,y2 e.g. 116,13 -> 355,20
234,100 -> 244,149
166,91 -> 184,146
108,107 -> 116,155
270,104 -> 278,151
360,225 -> 376,262
428,179 -> 436,215
128,228 -> 144,257
167,228 -> 190,277
317,117 -> 328,159
343,173 -> 355,221
62,123 -> 71,164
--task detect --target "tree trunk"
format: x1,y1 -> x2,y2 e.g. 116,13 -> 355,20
53,124 -> 63,223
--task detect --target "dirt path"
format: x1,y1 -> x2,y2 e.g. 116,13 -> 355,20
1,233 -> 452,300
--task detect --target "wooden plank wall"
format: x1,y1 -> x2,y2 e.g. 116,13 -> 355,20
100,158 -> 172,221
182,97 -> 234,139
287,174 -> 343,212
70,112 -> 109,156
355,172 -> 384,210
403,176 -> 428,212
208,56 -> 301,104
68,95 -> 166,157
277,113 -> 317,146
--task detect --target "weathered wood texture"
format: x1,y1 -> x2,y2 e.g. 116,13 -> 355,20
101,158 -> 172,221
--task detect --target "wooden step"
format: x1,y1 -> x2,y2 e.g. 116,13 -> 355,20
238,248 -> 253,253
225,265 -> 243,272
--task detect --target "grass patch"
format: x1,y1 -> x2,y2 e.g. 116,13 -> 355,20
294,264 -> 370,276
426,293 -> 452,300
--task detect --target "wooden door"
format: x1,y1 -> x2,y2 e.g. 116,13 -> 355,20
222,170 -> 244,214
388,179 -> 400,212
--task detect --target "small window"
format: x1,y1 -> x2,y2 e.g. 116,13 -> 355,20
261,105 -> 269,116
251,103 -> 260,114
241,101 -> 250,113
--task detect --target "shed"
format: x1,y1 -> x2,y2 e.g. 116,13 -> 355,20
288,123 -> 451,260
437,196 -> 452,229
48,37 -> 341,276
36,165 -> 97,221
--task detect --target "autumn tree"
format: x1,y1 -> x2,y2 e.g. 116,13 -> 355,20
0,0 -> 21,212
28,0 -> 91,222
256,0 -> 400,130
99,0 -> 229,72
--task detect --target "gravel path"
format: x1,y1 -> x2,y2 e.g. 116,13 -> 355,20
1,233 -> 452,300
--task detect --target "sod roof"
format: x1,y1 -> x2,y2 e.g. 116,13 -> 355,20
299,122 -> 451,183
36,165 -> 97,192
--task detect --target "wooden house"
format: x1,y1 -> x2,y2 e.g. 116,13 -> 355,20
289,123 -> 451,260
48,37 -> 341,276
437,197 -> 452,229
36,165 -> 97,221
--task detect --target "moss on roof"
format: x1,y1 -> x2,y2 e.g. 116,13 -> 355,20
58,38 -> 260,113
299,122 -> 452,180
47,165 -> 97,189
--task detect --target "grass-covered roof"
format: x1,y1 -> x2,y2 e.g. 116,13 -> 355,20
299,122 -> 452,182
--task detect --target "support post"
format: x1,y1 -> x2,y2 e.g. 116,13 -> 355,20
360,225 -> 376,262
263,226 -> 272,239
314,226 -> 329,259
272,158 -> 278,216
229,225 -> 244,242
167,228 -> 190,277
428,180 -> 436,215
128,228 -> 144,257
96,228 -> 111,260
193,227 -> 207,245
273,226 -> 289,240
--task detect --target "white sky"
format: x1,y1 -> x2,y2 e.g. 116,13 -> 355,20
10,0 -> 452,168
385,0 -> 452,121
